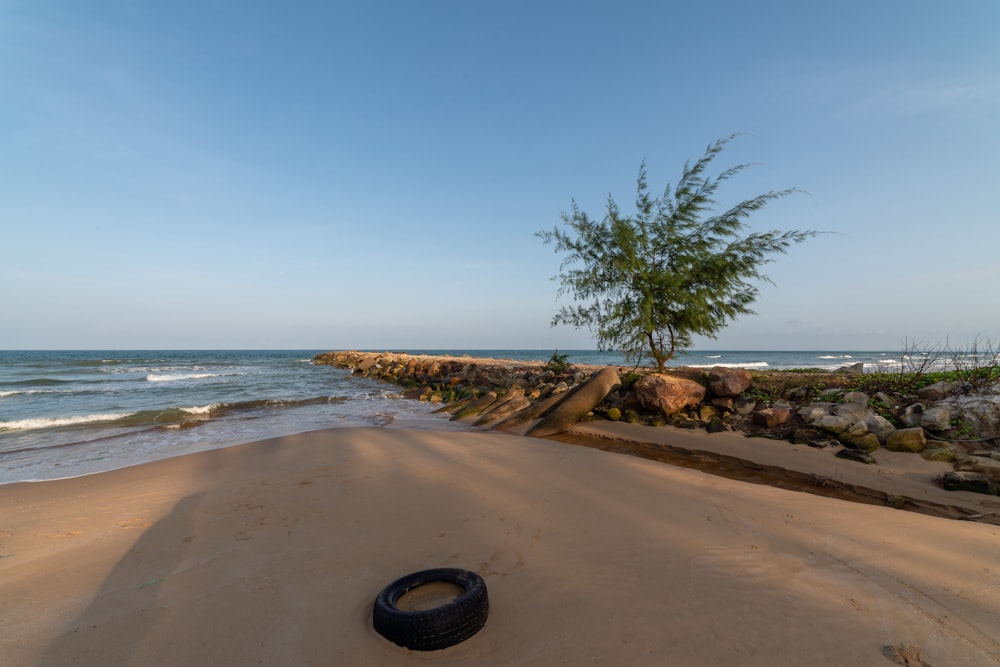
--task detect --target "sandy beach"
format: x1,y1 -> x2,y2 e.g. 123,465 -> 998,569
2,426 -> 999,666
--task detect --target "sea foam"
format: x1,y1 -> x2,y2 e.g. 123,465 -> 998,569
0,412 -> 136,432
146,373 -> 216,382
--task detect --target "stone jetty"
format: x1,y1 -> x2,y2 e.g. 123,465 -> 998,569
314,351 -> 1000,498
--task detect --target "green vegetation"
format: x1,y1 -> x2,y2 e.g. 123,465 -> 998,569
537,135 -> 817,371
545,350 -> 573,374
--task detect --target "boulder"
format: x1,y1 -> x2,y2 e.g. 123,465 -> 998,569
707,367 -> 753,398
833,402 -> 868,422
899,404 -> 925,428
733,396 -> 756,415
839,421 -> 881,453
710,397 -> 734,410
706,417 -> 728,433
843,391 -> 870,405
862,413 -> 896,444
798,405 -> 829,424
963,456 -> 1000,479
935,394 -> 1000,439
817,388 -> 844,401
836,362 -> 864,374
816,415 -> 853,435
873,392 -> 895,408
699,405 -> 720,422
921,447 -> 957,463
527,367 -> 621,437
753,407 -> 790,428
916,381 -> 955,401
885,427 -> 927,453
940,471 -> 996,495
920,405 -> 951,432
840,431 -> 881,454
634,373 -> 706,417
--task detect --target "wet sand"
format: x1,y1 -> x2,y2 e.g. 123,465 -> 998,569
1,427 -> 999,665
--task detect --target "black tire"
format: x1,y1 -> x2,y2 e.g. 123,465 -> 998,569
372,568 -> 489,651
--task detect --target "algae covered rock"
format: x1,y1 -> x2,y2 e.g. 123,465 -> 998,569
885,427 -> 927,453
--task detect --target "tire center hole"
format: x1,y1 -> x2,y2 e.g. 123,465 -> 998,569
397,581 -> 465,612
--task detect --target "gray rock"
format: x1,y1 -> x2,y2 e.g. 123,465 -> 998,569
798,406 -> 829,424
843,391 -> 870,405
862,413 -> 896,443
816,415 -> 853,434
916,381 -> 955,401
961,456 -> 1000,479
733,395 -> 756,415
935,394 -> 1000,439
833,402 -> 868,422
899,403 -> 925,428
920,405 -> 951,431
873,392 -> 895,408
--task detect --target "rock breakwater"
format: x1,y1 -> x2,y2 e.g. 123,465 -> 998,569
314,351 -> 1000,502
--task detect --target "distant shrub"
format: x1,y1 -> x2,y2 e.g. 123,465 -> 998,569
546,350 -> 573,374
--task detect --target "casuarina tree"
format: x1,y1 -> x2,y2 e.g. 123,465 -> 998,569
537,135 -> 817,371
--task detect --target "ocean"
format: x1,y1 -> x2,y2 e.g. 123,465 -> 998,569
0,349 -> 902,484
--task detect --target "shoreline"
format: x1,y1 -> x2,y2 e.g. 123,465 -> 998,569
2,427 -> 1000,665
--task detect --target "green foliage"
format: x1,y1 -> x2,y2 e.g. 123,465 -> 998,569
742,386 -> 774,403
545,350 -> 572,374
537,135 -> 817,371
949,416 -> 977,440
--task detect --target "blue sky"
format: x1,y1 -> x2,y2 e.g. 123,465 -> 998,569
2,1 -> 998,351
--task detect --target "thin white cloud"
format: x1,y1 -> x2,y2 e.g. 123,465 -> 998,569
846,80 -> 998,116
772,65 -> 998,119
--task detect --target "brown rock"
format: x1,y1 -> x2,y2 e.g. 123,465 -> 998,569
753,406 -> 790,428
634,374 -> 706,416
707,367 -> 753,398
